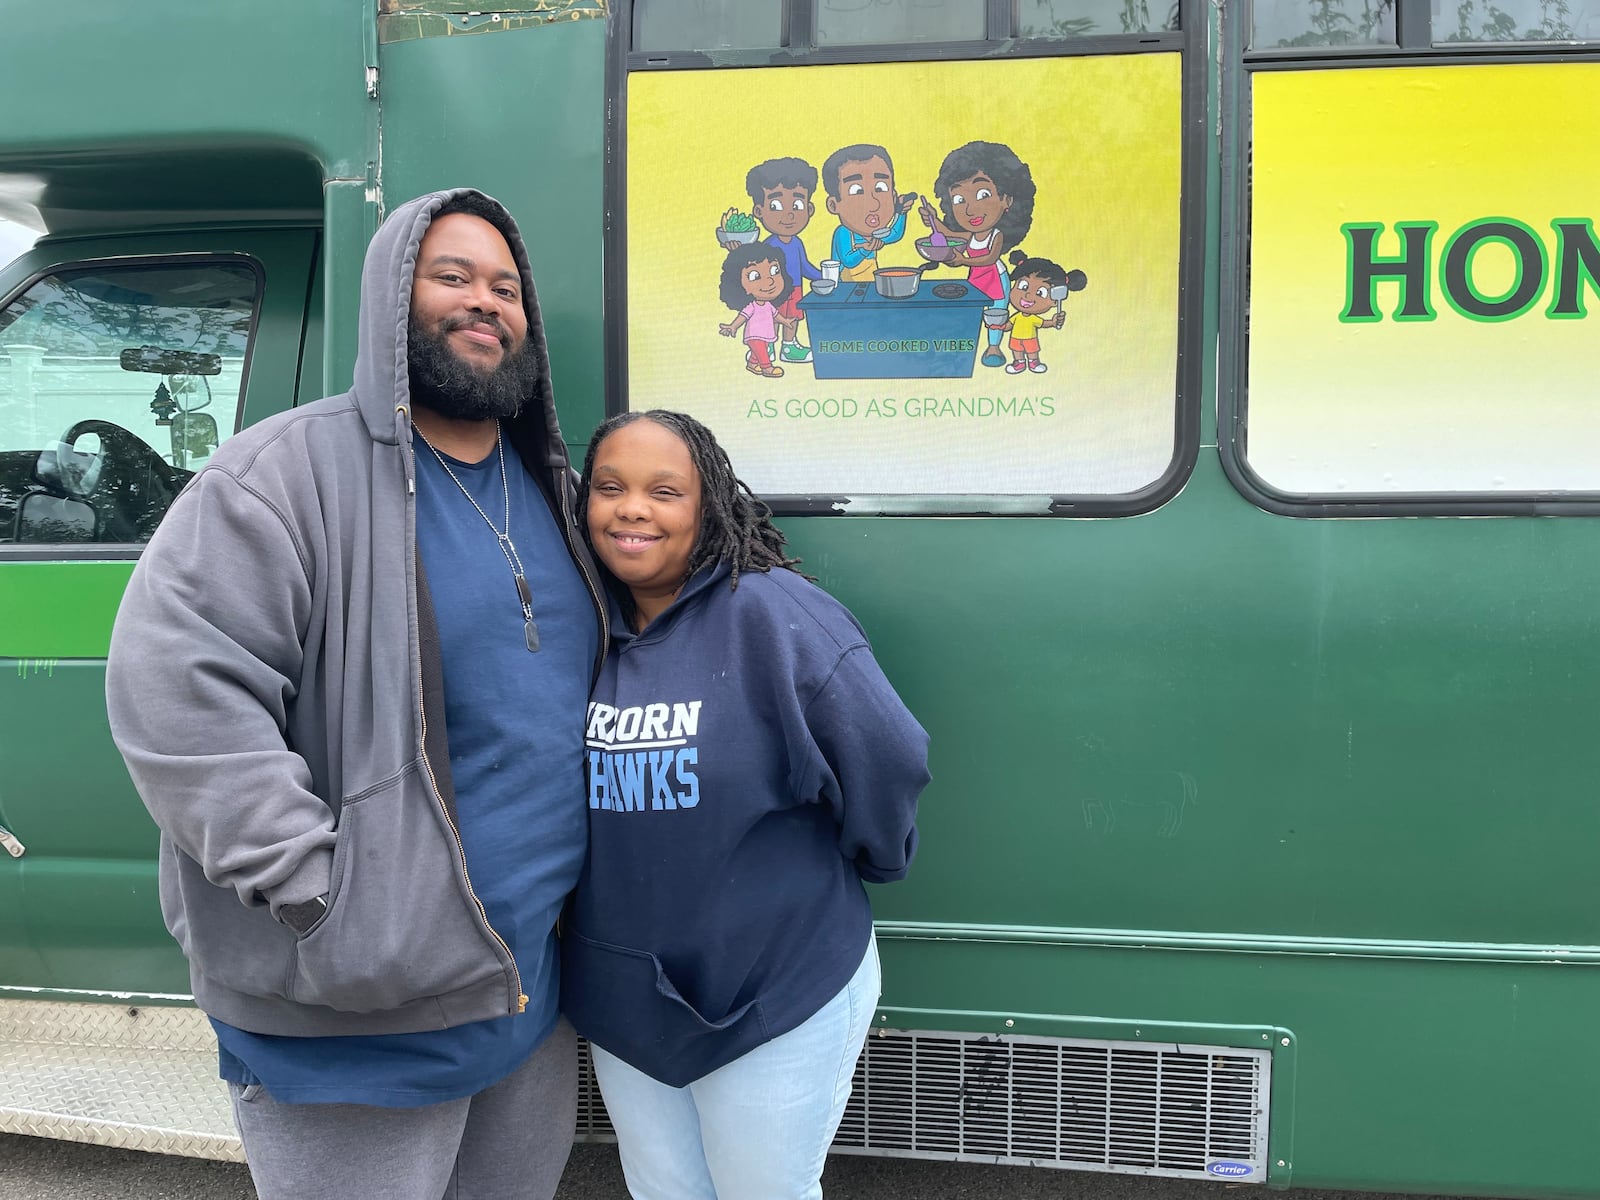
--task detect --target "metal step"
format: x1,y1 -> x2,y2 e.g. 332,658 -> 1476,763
0,999 -> 242,1161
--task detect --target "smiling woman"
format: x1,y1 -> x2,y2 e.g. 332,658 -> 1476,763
566,407 -> 928,1200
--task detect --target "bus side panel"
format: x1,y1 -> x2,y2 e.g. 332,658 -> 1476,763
809,461 -> 1600,946
881,937 -> 1596,1199
783,454 -> 1600,1195
0,0 -> 371,191
376,18 -> 610,445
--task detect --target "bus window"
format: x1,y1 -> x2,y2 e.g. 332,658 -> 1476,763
0,260 -> 259,547
634,0 -> 783,50
815,0 -> 987,46
618,51 -> 1186,510
1435,0 -> 1600,41
1017,0 -> 1180,37
1240,63 -> 1600,504
1250,0 -> 1396,47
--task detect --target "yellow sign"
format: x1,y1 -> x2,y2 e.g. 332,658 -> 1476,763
1248,63 -> 1600,495
625,54 -> 1182,498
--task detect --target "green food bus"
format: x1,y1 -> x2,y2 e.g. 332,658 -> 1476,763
1,0 -> 1597,1193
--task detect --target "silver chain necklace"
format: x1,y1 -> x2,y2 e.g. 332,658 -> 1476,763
414,422 -> 540,652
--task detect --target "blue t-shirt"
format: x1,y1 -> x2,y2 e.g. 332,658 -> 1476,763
765,233 -> 821,285
213,432 -> 596,1105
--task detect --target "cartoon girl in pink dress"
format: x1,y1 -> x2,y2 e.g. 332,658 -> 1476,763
718,243 -> 796,379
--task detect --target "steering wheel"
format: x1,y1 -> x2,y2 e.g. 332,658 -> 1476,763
56,419 -> 173,486
51,419 -> 189,541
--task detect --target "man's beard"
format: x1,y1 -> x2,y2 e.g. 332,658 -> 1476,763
406,315 -> 542,422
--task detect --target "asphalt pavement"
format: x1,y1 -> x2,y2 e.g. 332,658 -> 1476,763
0,1135 -> 1470,1200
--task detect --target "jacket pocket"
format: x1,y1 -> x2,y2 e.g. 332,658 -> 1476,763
162,841 -> 298,1001
561,929 -> 767,1087
288,772 -> 508,1013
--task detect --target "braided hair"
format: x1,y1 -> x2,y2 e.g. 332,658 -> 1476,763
579,410 -> 810,602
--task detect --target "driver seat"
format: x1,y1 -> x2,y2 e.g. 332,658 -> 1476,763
12,489 -> 98,543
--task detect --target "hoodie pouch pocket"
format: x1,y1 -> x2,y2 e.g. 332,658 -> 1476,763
288,778 -> 508,1013
561,930 -> 767,1087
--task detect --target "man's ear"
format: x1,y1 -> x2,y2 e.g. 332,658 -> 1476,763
826,196 -> 839,215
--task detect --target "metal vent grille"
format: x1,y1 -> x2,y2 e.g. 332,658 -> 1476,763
578,1030 -> 1270,1182
834,1031 -> 1270,1180
575,1034 -> 613,1139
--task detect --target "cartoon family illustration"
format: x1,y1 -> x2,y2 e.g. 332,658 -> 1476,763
714,141 -> 1086,380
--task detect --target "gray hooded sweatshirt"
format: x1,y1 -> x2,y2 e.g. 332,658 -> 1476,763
105,190 -> 605,1037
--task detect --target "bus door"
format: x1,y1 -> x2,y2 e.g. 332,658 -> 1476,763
0,229 -> 317,995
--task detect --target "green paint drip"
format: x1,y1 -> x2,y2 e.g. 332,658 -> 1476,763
13,658 -> 58,679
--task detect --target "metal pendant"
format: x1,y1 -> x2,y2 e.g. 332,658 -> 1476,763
525,618 -> 541,653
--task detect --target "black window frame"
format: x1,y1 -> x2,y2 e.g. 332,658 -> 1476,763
605,0 -> 1204,517
1219,1 -> 1600,517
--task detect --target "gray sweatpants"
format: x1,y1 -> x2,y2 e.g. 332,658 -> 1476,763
229,1018 -> 577,1200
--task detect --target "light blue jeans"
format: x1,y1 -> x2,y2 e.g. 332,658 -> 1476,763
591,935 -> 880,1200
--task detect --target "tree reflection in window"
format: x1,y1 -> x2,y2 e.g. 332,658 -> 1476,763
1019,0 -> 1180,37
1442,0 -> 1593,41
1252,0 -> 1395,46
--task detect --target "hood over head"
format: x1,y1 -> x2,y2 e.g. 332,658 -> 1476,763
350,188 -> 567,467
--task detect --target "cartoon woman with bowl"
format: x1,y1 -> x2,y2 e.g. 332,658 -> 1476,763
717,243 -> 796,379
919,141 -> 1037,368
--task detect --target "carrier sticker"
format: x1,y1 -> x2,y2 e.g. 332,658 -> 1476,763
1207,1160 -> 1256,1178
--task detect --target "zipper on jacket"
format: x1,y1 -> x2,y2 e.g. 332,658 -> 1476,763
0,824 -> 24,858
399,403 -> 527,1016
416,663 -> 527,1014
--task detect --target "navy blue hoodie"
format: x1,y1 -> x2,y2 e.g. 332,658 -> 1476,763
561,562 -> 929,1087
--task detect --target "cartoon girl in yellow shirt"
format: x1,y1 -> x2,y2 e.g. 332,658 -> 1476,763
1001,251 -> 1086,375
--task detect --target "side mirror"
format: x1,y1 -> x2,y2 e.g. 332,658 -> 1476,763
171,411 -> 219,463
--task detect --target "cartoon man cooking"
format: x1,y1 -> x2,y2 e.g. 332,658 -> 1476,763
822,143 -> 916,284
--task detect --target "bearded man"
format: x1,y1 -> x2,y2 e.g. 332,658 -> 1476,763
106,191 -> 605,1200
